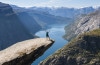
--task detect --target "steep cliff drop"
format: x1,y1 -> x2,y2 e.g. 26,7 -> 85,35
0,38 -> 54,65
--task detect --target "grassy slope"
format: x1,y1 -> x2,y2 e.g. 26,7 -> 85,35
40,28 -> 100,65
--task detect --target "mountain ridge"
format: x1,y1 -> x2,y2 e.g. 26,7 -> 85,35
11,5 -> 72,28
64,10 -> 100,41
29,6 -> 98,18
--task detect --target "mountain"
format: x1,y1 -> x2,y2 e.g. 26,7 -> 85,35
11,5 -> 42,34
11,5 -> 73,28
0,38 -> 54,65
64,10 -> 100,41
0,2 -> 40,50
27,10 -> 72,28
29,7 -> 96,18
39,29 -> 100,65
16,12 -> 41,34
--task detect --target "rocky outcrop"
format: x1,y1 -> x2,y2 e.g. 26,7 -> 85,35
0,38 -> 54,65
39,29 -> 100,65
64,10 -> 100,41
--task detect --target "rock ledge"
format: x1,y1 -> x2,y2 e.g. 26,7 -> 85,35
0,38 -> 54,65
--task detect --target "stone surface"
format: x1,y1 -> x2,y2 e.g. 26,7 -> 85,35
0,38 -> 54,65
64,10 -> 100,41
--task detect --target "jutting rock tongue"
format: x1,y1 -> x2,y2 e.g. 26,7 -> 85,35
0,38 -> 54,65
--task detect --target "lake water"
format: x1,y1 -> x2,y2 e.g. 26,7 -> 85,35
32,24 -> 68,65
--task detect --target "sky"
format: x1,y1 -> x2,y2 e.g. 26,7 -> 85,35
0,0 -> 100,8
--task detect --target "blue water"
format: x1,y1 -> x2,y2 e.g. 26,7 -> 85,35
32,24 -> 68,65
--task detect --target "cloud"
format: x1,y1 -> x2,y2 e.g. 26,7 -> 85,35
33,0 -> 67,7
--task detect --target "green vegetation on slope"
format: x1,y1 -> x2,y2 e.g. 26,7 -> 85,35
82,28 -> 100,36
40,28 -> 100,65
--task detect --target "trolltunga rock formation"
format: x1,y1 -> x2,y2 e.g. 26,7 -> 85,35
0,38 -> 54,65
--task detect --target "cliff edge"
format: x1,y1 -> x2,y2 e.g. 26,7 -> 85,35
0,38 -> 54,65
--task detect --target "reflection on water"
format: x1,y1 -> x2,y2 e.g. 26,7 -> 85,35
32,24 -> 68,65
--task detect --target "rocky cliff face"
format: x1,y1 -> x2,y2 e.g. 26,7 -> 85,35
0,38 -> 54,65
39,29 -> 100,65
0,2 -> 40,50
64,10 -> 100,41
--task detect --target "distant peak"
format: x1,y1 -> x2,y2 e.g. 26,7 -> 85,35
0,2 -> 9,7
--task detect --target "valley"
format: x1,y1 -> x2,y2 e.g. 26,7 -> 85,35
0,1 -> 100,65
